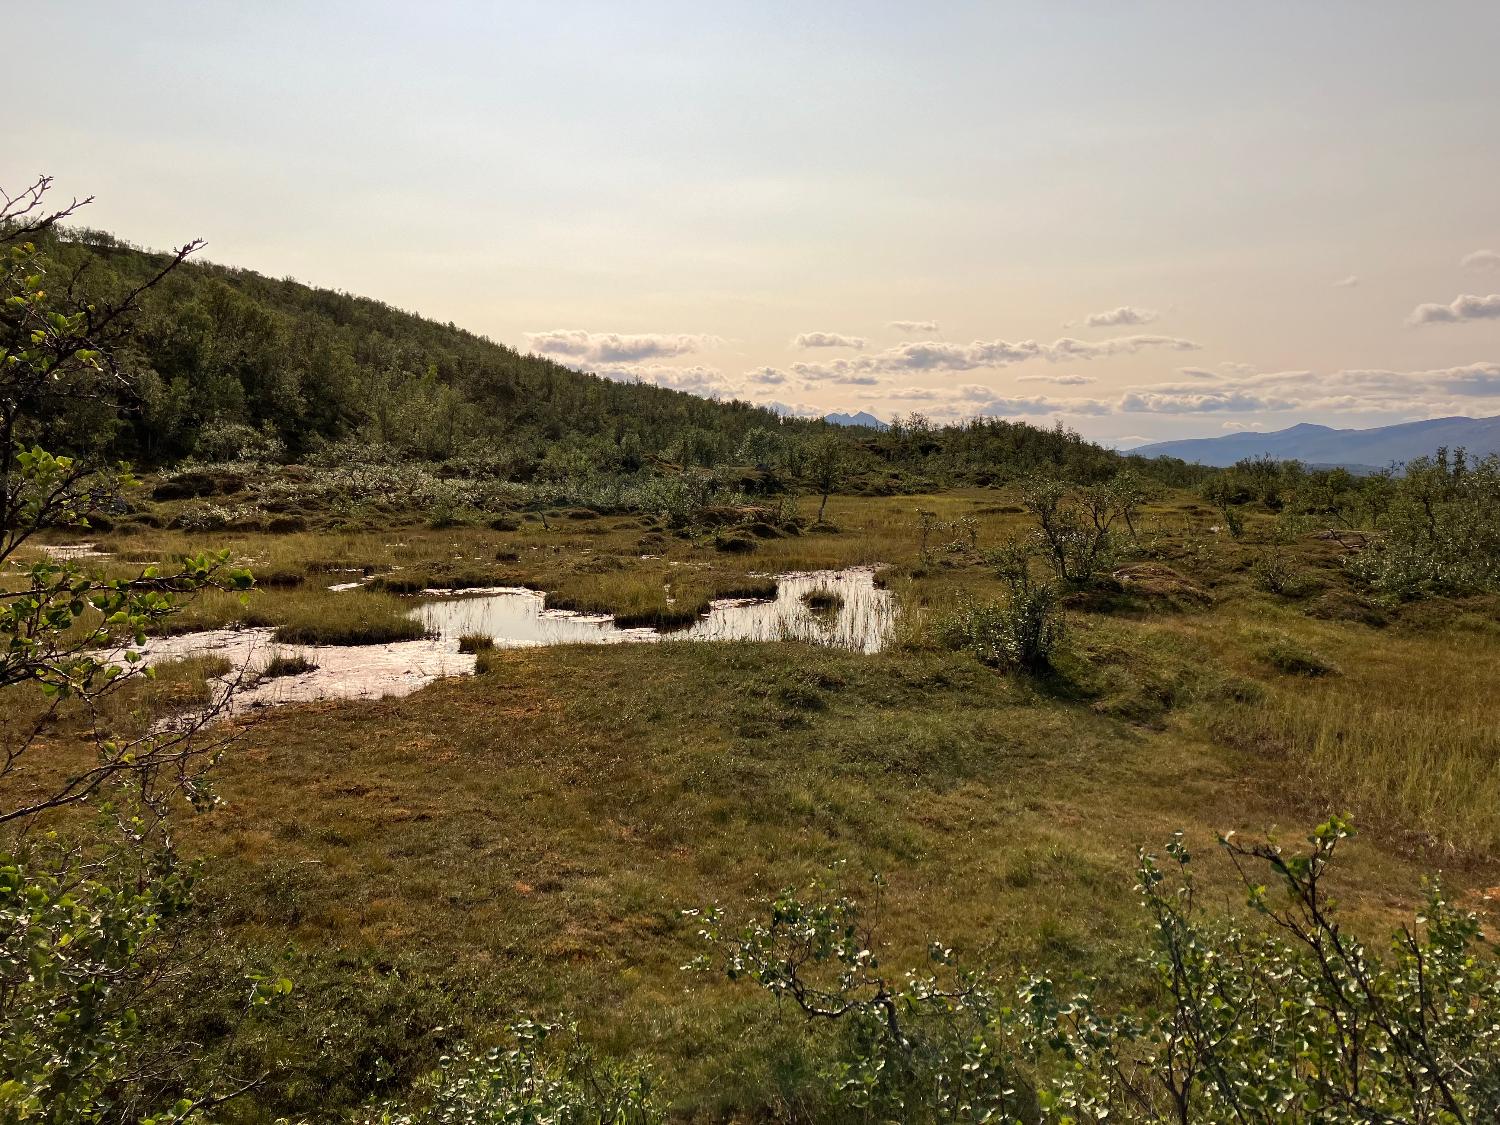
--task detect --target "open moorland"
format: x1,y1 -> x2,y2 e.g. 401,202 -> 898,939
6,184 -> 1499,1123
14,469 -> 1499,1121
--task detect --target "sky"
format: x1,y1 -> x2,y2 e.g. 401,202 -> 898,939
12,1 -> 1500,445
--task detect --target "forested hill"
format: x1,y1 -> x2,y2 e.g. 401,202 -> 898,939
33,228 -> 1149,487
40,229 -> 799,469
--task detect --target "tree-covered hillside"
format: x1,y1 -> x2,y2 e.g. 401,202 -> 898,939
38,229 -> 800,470
31,229 -> 1148,488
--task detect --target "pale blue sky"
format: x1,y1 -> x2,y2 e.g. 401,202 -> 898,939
13,2 -> 1500,442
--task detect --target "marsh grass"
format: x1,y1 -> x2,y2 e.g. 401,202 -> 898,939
1255,633 -> 1341,677
19,485 -> 1500,1121
262,589 -> 430,646
262,652 -> 318,678
458,633 -> 495,653
801,588 -> 845,613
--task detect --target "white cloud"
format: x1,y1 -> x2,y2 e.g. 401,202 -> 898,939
1083,305 -> 1158,327
1018,373 -> 1096,385
1177,367 -> 1218,379
526,329 -> 720,362
744,366 -> 788,385
1333,275 -> 1360,288
763,400 -> 824,418
588,363 -> 731,394
1461,250 -> 1500,271
1117,389 -> 1295,414
887,319 -> 939,333
1409,294 -> 1500,324
791,334 -> 1199,379
851,360 -> 1500,424
793,331 -> 866,349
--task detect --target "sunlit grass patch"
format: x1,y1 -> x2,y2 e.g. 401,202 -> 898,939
266,589 -> 429,646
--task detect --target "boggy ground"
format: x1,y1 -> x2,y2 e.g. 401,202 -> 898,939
19,488 -> 1500,1121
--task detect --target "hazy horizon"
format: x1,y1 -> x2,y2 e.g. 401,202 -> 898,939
14,1 -> 1500,444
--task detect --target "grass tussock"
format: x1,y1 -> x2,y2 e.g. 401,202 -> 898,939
263,589 -> 429,647
457,633 -> 495,653
262,652 -> 318,678
1258,635 -> 1341,677
801,588 -> 845,613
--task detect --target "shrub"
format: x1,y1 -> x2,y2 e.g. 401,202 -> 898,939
1251,548 -> 1301,594
936,543 -> 1068,675
1020,477 -> 1128,586
697,819 -> 1500,1123
938,555 -> 1064,672
1345,450 -> 1500,599
361,1021 -> 659,1125
193,419 -> 286,463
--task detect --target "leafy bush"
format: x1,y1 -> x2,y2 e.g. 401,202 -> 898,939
360,1021 -> 659,1125
1020,476 -> 1140,586
697,819 -> 1500,1123
192,419 -> 286,463
1346,450 -> 1500,599
938,543 -> 1064,671
1250,547 -> 1309,596
690,876 -> 1038,1124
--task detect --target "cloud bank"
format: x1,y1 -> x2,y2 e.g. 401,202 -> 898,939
842,361 -> 1500,423
793,331 -> 866,349
1409,294 -> 1500,324
791,334 -> 1200,380
1083,305 -> 1158,327
1018,373 -> 1095,385
1461,250 -> 1500,271
526,330 -> 720,362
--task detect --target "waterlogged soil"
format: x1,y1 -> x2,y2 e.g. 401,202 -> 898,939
133,567 -> 895,716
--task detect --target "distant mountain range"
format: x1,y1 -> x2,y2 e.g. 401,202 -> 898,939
1131,415 -> 1500,470
824,411 -> 890,430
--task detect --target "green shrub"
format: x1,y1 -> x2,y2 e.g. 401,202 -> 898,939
938,543 -> 1064,671
697,819 -> 1500,1123
361,1021 -> 659,1125
1020,476 -> 1137,586
1346,450 -> 1500,599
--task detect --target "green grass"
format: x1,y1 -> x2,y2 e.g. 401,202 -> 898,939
801,588 -> 845,612
457,632 -> 495,653
263,652 -> 318,678
263,589 -> 431,646
16,486 -> 1500,1120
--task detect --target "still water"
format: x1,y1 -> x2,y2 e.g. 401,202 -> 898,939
414,567 -> 895,654
131,567 -> 895,716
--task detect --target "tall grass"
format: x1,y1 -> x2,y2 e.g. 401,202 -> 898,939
1214,682 -> 1500,857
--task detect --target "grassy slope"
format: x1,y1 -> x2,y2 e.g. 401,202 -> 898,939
18,488 -> 1500,1120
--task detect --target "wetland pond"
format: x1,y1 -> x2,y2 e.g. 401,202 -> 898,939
134,567 -> 895,716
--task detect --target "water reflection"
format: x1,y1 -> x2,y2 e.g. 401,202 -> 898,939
129,567 -> 896,720
414,567 -> 896,654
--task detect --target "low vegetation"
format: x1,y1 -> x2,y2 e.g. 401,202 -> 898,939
6,178 -> 1500,1122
